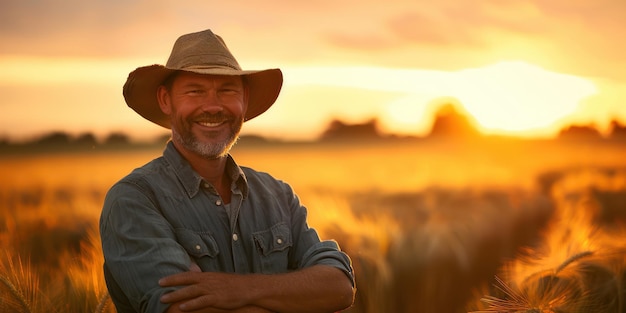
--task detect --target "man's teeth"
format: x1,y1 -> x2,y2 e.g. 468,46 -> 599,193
198,121 -> 223,127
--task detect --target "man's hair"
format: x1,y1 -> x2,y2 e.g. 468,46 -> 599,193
161,71 -> 181,91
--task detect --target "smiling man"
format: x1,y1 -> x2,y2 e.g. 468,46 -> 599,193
162,73 -> 246,158
100,29 -> 355,313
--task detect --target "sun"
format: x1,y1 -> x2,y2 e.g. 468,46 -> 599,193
443,61 -> 598,137
377,61 -> 599,138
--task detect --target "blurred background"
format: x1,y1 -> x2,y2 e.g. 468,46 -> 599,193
1,1 -> 625,312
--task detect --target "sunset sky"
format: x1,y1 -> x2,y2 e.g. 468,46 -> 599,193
1,0 -> 625,141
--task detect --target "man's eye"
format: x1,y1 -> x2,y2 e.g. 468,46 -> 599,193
186,90 -> 203,95
220,88 -> 239,95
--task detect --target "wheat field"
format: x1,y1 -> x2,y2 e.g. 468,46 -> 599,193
1,138 -> 625,312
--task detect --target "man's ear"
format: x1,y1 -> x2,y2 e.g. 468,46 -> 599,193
157,86 -> 172,115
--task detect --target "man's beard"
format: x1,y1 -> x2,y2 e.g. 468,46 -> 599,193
172,112 -> 243,159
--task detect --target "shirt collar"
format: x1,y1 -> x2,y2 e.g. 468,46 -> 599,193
163,141 -> 248,199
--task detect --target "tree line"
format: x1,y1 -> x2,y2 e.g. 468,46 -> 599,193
2,104 -> 626,153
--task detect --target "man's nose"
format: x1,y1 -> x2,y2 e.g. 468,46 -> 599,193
200,91 -> 224,114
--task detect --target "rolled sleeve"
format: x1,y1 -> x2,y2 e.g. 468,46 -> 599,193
300,240 -> 355,287
280,182 -> 354,286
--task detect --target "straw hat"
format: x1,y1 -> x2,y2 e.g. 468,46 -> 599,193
123,29 -> 283,128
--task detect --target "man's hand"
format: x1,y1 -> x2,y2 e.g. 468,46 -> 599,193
160,272 -> 256,312
162,260 -> 275,312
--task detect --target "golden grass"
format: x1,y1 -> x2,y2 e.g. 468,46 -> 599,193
469,167 -> 626,313
0,139 -> 625,312
0,253 -> 40,313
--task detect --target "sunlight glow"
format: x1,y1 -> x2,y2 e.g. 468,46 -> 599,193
0,55 -> 152,84
283,61 -> 598,137
453,61 -> 598,134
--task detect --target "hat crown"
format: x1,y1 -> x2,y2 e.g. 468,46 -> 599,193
165,29 -> 242,71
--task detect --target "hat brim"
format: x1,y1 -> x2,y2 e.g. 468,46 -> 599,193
123,65 -> 283,128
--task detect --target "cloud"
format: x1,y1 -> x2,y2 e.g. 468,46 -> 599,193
318,0 -> 625,80
323,1 -> 546,51
0,0 -> 168,57
1,0 -> 624,80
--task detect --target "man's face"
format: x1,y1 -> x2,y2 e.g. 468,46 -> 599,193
158,72 -> 248,159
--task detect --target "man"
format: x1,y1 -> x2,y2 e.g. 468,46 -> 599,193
100,29 -> 355,313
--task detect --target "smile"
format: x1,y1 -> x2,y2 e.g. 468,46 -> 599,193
197,121 -> 225,127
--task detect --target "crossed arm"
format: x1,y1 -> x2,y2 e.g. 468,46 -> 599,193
161,264 -> 355,313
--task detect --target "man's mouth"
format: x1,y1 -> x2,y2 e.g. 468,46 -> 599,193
194,113 -> 231,128
197,120 -> 225,128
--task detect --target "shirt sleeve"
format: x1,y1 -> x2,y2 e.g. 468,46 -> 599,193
300,240 -> 355,287
100,180 -> 191,313
285,185 -> 355,287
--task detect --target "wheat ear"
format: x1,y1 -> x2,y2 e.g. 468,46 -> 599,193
94,291 -> 112,313
555,250 -> 593,273
0,273 -> 32,313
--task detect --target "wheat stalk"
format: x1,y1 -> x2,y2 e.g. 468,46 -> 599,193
0,270 -> 32,313
554,250 -> 593,273
471,275 -> 534,313
94,292 -> 112,313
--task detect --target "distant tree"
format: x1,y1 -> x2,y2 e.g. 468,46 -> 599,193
320,118 -> 381,141
103,132 -> 130,145
36,131 -> 72,146
238,134 -> 269,144
154,133 -> 172,145
74,132 -> 98,147
608,119 -> 626,141
558,124 -> 602,140
0,137 -> 11,152
428,103 -> 480,138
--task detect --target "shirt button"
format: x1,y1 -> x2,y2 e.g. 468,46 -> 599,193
203,183 -> 210,189
232,233 -> 238,241
195,244 -> 201,250
216,199 -> 222,206
276,238 -> 283,244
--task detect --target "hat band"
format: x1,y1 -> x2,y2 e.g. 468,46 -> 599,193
169,54 -> 242,71
181,63 -> 242,71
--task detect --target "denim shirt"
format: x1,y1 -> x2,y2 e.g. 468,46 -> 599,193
100,142 -> 354,313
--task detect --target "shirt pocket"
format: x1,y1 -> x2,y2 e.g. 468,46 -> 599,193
252,222 -> 293,273
175,228 -> 219,260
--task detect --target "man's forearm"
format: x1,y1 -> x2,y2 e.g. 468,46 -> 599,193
160,265 -> 354,313
243,265 -> 354,313
165,303 -> 274,313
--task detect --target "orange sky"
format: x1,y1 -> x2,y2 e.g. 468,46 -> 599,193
1,0 -> 625,141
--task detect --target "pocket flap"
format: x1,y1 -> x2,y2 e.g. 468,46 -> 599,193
252,222 -> 292,256
175,228 -> 219,258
